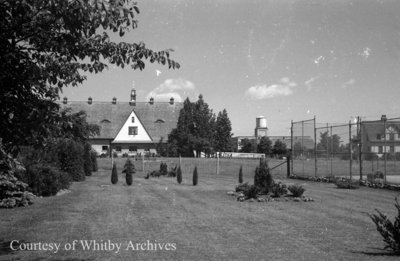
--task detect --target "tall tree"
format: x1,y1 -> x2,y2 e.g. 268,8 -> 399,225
214,109 -> 233,152
168,95 -> 224,157
0,0 -> 179,152
317,131 -> 341,154
192,95 -> 216,156
257,136 -> 272,156
239,138 -> 255,153
168,98 -> 195,157
272,140 -> 287,156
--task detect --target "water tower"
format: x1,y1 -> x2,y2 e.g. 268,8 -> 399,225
255,116 -> 268,138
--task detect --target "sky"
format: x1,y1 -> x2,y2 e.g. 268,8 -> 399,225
63,0 -> 400,136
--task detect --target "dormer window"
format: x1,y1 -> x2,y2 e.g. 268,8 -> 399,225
129,126 -> 138,135
131,117 -> 135,123
155,119 -> 165,123
101,119 -> 111,123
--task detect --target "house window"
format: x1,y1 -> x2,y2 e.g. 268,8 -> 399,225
129,146 -> 137,152
102,146 -> 108,151
116,146 -> 121,152
131,117 -> 135,123
376,134 -> 381,140
389,133 -> 395,141
129,126 -> 138,135
378,146 -> 383,153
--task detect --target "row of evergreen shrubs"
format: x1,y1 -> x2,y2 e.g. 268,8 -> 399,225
111,159 -> 136,185
16,139 -> 98,197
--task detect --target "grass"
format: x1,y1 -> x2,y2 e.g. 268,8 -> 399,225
1,157 -> 400,260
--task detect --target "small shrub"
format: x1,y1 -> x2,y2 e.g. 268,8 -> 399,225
254,159 -> 273,194
177,166 -> 182,184
236,182 -> 251,193
335,178 -> 360,189
168,165 -> 177,177
90,150 -> 98,172
123,159 -> 135,186
243,185 -> 260,199
112,152 -> 118,158
238,165 -> 243,184
83,143 -> 92,176
150,170 -> 162,178
122,152 -> 129,158
193,166 -> 198,186
369,197 -> 400,254
111,162 -> 118,184
288,184 -> 306,197
160,162 -> 168,176
271,182 -> 287,198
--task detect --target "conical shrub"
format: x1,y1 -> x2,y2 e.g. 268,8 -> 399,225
239,165 -> 243,184
123,159 -> 135,186
91,150 -> 98,172
177,166 -> 182,184
254,158 -> 273,193
83,143 -> 92,176
111,162 -> 118,184
193,166 -> 198,186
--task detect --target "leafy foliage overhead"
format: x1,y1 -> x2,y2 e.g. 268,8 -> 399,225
0,0 -> 179,150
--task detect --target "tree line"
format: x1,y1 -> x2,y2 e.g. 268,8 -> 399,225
157,95 -> 234,157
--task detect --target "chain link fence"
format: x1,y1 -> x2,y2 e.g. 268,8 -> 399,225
291,116 -> 400,185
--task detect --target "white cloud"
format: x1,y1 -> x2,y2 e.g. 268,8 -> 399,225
342,78 -> 356,89
245,77 -> 297,100
146,78 -> 197,102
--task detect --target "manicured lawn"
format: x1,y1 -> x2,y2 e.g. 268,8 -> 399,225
1,158 -> 400,260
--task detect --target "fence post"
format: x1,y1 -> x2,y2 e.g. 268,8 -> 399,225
349,121 -> 352,180
287,153 -> 291,178
314,116 -> 317,178
142,153 -> 144,172
302,120 -> 305,175
358,116 -> 363,181
216,153 -> 220,175
291,120 -> 294,176
330,125 -> 333,178
383,116 -> 387,184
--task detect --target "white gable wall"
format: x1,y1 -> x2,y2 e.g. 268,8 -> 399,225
113,110 -> 152,142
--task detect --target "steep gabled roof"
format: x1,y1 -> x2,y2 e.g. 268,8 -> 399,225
61,101 -> 183,142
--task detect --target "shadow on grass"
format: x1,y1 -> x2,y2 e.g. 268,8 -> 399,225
351,247 -> 400,257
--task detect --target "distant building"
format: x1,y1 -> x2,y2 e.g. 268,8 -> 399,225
60,89 -> 183,156
361,118 -> 400,154
235,116 -> 314,152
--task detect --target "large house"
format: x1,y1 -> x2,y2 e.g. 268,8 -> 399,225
361,118 -> 400,155
61,89 -> 183,156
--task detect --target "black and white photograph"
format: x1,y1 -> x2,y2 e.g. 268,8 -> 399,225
1,0 -> 400,260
